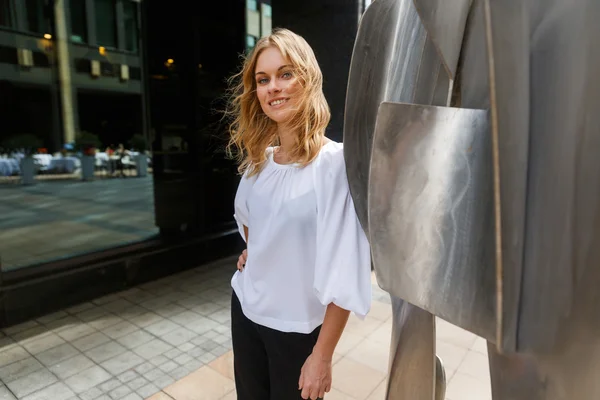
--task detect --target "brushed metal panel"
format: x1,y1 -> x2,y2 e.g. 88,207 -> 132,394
412,0 -> 472,78
515,0 -> 600,352
368,102 -> 496,341
344,0 -> 427,235
386,297 -> 440,400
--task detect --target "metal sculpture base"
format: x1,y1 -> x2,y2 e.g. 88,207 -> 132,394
387,295 -> 446,400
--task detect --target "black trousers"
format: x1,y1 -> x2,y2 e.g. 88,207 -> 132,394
231,292 -> 322,400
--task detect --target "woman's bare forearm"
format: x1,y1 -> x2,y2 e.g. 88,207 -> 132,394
312,303 -> 351,361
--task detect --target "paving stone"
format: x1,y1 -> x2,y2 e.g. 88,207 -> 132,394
36,343 -> 79,367
64,366 -> 112,394
5,368 -> 58,398
21,333 -> 65,355
85,341 -> 127,363
213,335 -> 229,345
132,339 -> 172,360
66,302 -> 96,315
116,330 -> 154,350
126,377 -> 148,391
198,339 -> 220,352
71,332 -> 112,352
36,311 -> 69,325
133,362 -> 153,375
102,299 -> 135,314
49,354 -> 95,379
207,309 -> 231,324
119,393 -> 142,400
3,321 -> 40,336
12,326 -> 48,342
198,352 -> 217,364
100,351 -> 145,375
154,304 -> 187,318
45,316 -> 81,332
168,366 -> 190,381
188,347 -> 206,358
143,368 -> 166,382
98,378 -> 122,393
136,383 -> 159,399
168,311 -> 204,326
174,353 -> 193,365
211,345 -> 229,357
0,356 -> 43,382
177,342 -> 195,352
101,322 -> 139,340
149,355 -> 169,367
163,348 -> 183,359
183,359 -> 204,372
57,324 -> 96,342
160,327 -> 197,347
154,373 -> 175,388
158,361 -> 178,373
87,315 -> 125,331
143,320 -> 180,337
22,382 -> 75,400
117,370 -> 139,384
75,308 -> 109,323
0,346 -> 29,368
79,386 -> 103,400
108,385 -> 131,399
0,386 -> 16,400
128,313 -> 164,328
202,330 -> 219,340
185,317 -> 220,335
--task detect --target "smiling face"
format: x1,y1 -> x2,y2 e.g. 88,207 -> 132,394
254,47 -> 301,124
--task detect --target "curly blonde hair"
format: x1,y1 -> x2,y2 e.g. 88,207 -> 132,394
226,28 -> 331,176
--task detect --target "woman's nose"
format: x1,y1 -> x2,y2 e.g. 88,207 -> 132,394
268,80 -> 281,93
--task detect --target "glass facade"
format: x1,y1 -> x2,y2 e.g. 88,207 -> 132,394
123,0 -> 138,52
0,0 -> 151,272
95,0 -> 117,48
70,0 -> 87,43
0,0 -> 247,274
246,0 -> 272,52
25,0 -> 48,34
0,0 -> 11,27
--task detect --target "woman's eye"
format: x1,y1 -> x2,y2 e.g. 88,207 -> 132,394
282,72 -> 293,79
258,78 -> 268,84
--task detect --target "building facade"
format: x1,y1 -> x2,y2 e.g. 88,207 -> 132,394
0,0 -> 364,327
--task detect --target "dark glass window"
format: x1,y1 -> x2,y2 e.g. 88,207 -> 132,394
0,0 -> 11,27
123,1 -> 138,52
26,0 -> 49,34
95,0 -> 117,48
70,0 -> 87,43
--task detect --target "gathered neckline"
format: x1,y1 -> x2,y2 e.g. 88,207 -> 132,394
268,141 -> 336,170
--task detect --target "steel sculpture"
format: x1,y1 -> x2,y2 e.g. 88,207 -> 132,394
344,0 -> 600,399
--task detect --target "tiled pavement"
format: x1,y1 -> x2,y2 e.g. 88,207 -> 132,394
0,177 -> 157,271
0,256 -> 492,400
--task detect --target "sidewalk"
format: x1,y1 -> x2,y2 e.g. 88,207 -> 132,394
0,257 -> 491,400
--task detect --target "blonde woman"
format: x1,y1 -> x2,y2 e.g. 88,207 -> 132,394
226,28 -> 371,400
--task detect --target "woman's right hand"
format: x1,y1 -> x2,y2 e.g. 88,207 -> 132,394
237,249 -> 248,272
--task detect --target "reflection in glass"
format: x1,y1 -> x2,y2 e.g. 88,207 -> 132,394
95,0 -> 117,48
246,35 -> 256,52
0,0 -> 11,27
25,0 -> 48,35
70,0 -> 87,43
123,1 -> 138,52
0,0 -> 156,271
261,3 -> 272,37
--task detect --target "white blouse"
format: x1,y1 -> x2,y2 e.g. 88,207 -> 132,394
231,141 -> 372,334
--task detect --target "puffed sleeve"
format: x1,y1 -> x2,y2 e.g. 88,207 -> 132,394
313,144 -> 372,319
233,169 -> 256,243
